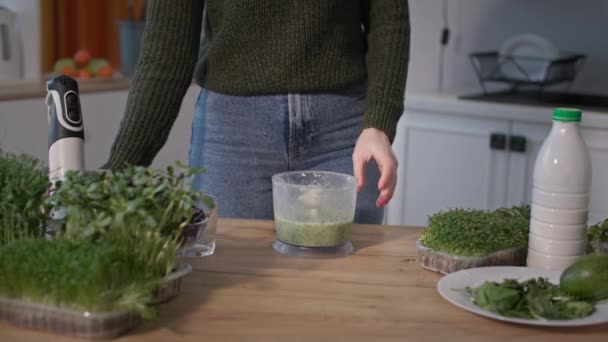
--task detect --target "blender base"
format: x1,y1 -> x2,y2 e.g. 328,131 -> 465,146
272,240 -> 355,258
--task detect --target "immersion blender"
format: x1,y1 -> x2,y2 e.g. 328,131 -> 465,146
46,75 -> 85,218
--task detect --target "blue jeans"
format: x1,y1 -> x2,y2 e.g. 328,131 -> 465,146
188,83 -> 383,224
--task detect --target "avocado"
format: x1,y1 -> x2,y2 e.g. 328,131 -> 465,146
560,254 -> 608,301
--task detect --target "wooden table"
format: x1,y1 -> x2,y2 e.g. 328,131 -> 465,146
1,219 -> 607,341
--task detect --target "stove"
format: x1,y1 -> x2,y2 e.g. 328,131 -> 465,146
459,90 -> 608,112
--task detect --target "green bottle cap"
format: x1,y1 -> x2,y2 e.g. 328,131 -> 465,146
553,108 -> 582,122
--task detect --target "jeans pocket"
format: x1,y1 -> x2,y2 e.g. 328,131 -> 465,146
189,89 -> 208,166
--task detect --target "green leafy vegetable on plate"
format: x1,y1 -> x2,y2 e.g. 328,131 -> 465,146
467,278 -> 595,320
587,218 -> 608,254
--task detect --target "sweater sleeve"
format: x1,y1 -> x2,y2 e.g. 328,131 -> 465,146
362,0 -> 410,142
102,0 -> 204,170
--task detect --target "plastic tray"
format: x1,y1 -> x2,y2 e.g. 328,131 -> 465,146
149,263 -> 193,304
272,240 -> 355,258
591,241 -> 608,254
416,239 -> 527,274
0,297 -> 140,339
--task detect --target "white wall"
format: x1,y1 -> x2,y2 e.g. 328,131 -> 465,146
407,0 -> 608,95
0,86 -> 200,169
0,0 -> 40,81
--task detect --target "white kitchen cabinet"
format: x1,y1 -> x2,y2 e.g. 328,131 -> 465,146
386,93 -> 608,227
581,127 -> 608,225
387,109 -> 510,226
506,121 -> 551,207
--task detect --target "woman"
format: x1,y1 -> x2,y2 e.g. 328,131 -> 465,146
103,0 -> 410,224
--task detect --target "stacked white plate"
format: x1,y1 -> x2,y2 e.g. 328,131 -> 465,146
498,34 -> 559,82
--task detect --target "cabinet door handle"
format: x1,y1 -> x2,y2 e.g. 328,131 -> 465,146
510,135 -> 527,153
490,133 -> 507,150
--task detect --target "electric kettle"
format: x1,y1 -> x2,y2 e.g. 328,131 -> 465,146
0,6 -> 22,82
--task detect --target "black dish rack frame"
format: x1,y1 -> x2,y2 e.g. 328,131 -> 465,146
469,51 -> 586,95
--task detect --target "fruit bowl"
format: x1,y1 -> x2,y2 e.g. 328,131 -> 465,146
52,49 -> 117,81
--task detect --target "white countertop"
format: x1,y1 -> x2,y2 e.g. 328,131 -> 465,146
404,91 -> 608,129
0,77 -> 131,101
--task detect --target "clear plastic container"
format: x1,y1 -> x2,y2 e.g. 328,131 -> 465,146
0,297 -> 140,339
149,263 -> 193,304
184,196 -> 218,257
272,171 -> 357,251
179,215 -> 209,254
417,240 -> 527,274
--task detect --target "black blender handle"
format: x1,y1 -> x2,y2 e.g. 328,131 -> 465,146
46,76 -> 85,148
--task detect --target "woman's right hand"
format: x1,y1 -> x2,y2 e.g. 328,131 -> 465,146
353,127 -> 398,208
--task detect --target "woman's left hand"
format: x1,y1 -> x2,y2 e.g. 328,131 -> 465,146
353,128 -> 398,208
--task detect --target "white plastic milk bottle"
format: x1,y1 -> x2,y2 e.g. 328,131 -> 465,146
527,108 -> 592,271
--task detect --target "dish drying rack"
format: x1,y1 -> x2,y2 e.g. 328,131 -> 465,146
469,51 -> 586,95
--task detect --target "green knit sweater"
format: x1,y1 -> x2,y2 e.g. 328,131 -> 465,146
103,0 -> 410,169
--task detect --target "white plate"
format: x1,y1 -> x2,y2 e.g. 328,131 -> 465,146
437,266 -> 608,327
498,34 -> 559,82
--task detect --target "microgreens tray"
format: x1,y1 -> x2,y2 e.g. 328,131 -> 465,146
150,263 -> 193,304
0,297 -> 141,339
417,239 -> 527,274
